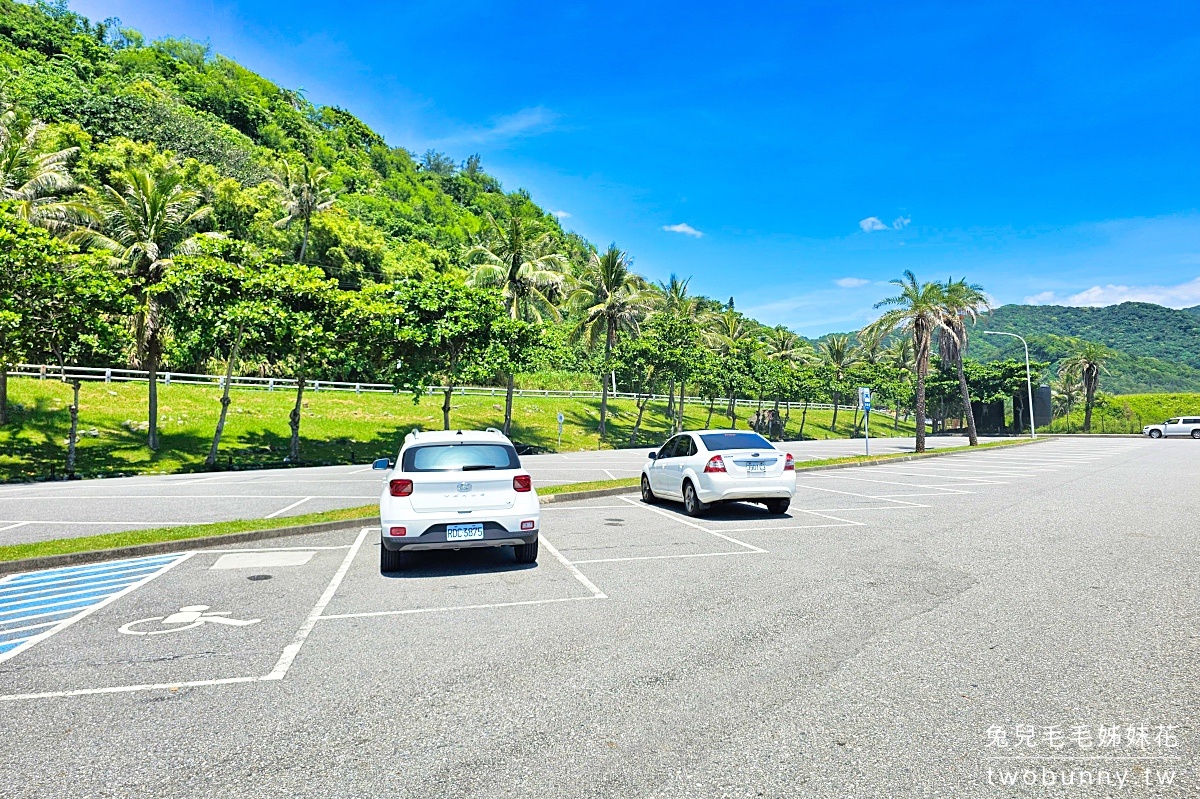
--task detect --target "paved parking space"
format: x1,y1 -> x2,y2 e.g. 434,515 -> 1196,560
0,436 -> 1006,545
1,437 -> 1193,797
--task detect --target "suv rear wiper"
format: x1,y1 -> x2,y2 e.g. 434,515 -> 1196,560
461,464 -> 497,471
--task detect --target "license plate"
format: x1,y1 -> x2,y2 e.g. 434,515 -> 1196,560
746,462 -> 767,473
446,523 -> 485,541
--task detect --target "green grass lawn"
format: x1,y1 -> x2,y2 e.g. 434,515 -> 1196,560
0,377 -> 916,482
1042,392 -> 1200,434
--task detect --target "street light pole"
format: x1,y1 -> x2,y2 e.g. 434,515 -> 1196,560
983,331 -> 1036,439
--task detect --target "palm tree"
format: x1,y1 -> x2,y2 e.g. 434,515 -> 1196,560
654,274 -> 698,430
0,106 -> 86,232
884,337 -> 915,429
72,165 -> 221,450
568,244 -> 648,437
818,334 -> 859,430
1051,371 -> 1083,432
466,211 -> 569,435
863,271 -> 949,453
273,161 -> 335,265
855,326 -> 886,365
1059,342 -> 1110,433
705,308 -> 759,427
939,277 -> 991,446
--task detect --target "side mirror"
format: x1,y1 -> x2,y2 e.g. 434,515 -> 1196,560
648,451 -> 657,460
372,457 -> 392,471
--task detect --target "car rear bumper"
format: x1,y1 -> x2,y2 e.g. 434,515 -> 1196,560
381,522 -> 538,551
695,473 -> 796,504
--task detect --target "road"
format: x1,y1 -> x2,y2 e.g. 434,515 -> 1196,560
1,438 -> 1194,797
0,435 -> 1008,546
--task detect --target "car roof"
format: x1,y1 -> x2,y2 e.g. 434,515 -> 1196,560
400,429 -> 512,447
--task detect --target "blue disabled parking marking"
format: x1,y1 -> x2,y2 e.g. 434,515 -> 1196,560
0,553 -> 193,664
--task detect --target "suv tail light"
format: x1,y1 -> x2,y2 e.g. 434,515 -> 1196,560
513,474 -> 532,492
389,478 -> 413,497
784,453 -> 795,471
703,455 -> 726,473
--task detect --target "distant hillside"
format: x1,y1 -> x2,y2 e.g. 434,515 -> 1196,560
967,302 -> 1200,393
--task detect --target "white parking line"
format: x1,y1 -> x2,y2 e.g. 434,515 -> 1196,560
262,526 -> 369,681
571,550 -> 762,565
540,534 -> 607,599
617,497 -> 767,554
0,521 -> 30,532
0,495 -> 377,501
794,481 -> 929,507
0,675 -> 260,702
264,497 -> 313,519
318,595 -> 599,620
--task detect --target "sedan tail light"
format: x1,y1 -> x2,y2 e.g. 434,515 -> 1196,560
389,478 -> 413,497
784,454 -> 795,471
513,474 -> 532,492
703,455 -> 726,473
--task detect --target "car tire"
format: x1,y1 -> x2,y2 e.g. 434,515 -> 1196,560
1149,429 -> 1163,439
683,481 -> 708,517
380,546 -> 408,573
513,538 -> 539,564
641,475 -> 657,504
1192,429 -> 1200,439
764,498 -> 790,515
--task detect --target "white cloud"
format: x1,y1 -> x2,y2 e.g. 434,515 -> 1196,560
430,106 -> 558,147
892,216 -> 911,230
663,223 -> 703,238
859,216 -> 888,232
552,210 -> 571,219
835,277 -> 870,288
1023,276 -> 1200,308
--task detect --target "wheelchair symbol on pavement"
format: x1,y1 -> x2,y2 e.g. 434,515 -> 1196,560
118,605 -> 262,636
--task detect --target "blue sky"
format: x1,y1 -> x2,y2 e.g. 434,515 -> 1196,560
69,0 -> 1200,335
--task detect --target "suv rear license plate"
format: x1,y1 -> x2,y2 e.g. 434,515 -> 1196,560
747,462 -> 767,474
446,523 -> 485,541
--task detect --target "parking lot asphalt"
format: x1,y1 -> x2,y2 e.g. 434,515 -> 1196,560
1,437 -> 1193,798
0,435 -> 1007,546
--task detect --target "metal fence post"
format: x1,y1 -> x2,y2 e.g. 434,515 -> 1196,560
104,369 -> 111,383
165,372 -> 171,386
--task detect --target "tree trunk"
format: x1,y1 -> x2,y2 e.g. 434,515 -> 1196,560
831,390 -> 839,430
783,401 -> 791,439
915,371 -> 927,454
289,376 -> 305,462
207,323 -> 245,468
852,404 -> 861,437
957,355 -> 978,445
66,379 -> 80,477
630,392 -> 650,446
0,364 -> 7,425
728,387 -> 738,427
1083,384 -> 1095,433
705,398 -> 715,428
299,217 -> 311,265
503,373 -> 515,436
443,385 -> 454,430
598,330 -> 613,437
665,376 -> 675,419
799,400 -> 809,439
676,381 -> 685,433
146,345 -> 160,451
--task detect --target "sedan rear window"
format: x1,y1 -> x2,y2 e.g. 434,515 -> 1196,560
699,432 -> 773,451
403,444 -> 520,472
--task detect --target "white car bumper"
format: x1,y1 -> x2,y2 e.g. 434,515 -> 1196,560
692,472 -> 796,504
380,495 -> 541,551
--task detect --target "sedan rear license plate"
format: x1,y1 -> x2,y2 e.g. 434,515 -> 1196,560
747,462 -> 767,473
446,523 -> 485,541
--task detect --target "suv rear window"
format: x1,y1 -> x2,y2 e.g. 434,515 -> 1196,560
403,444 -> 520,472
699,432 -> 773,451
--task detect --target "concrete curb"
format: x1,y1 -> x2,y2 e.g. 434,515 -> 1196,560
0,438 -> 1049,575
0,517 -> 378,576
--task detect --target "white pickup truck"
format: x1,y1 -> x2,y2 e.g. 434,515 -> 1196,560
1142,416 -> 1200,439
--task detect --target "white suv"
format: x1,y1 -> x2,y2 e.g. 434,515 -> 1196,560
373,429 -> 540,572
641,430 -> 796,516
1142,417 -> 1200,439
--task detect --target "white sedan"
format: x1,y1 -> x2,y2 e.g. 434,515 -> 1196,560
373,428 -> 540,572
640,430 -> 796,516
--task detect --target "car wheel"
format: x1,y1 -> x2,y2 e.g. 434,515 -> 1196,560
1192,430 -> 1200,439
764,498 -> 790,515
1149,429 -> 1163,439
380,546 -> 408,573
683,481 -> 708,517
513,538 -> 539,564
641,475 -> 656,504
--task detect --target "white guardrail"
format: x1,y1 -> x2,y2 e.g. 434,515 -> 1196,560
9,363 -> 868,412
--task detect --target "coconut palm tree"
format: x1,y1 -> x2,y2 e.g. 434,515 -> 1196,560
884,337 -> 915,429
1051,371 -> 1083,432
1058,342 -> 1110,433
568,244 -> 649,436
0,106 -> 87,232
705,308 -> 759,426
71,165 -> 221,450
818,334 -> 859,430
863,271 -> 949,453
273,161 -> 335,265
654,274 -> 698,428
466,211 -> 569,435
939,277 -> 991,446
